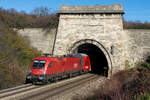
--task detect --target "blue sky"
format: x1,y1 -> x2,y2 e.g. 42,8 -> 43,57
0,0 -> 150,22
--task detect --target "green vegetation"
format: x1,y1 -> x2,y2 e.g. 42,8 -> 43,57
75,56 -> 150,100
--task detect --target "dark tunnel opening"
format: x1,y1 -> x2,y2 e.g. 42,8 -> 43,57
77,43 -> 108,76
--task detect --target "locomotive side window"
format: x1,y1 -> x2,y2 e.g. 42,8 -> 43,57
85,62 -> 89,65
33,60 -> 46,69
48,62 -> 53,68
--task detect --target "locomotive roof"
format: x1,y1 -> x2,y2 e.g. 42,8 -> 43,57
35,53 -> 88,60
77,53 -> 88,56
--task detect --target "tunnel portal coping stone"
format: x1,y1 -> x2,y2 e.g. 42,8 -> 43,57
57,4 -> 125,14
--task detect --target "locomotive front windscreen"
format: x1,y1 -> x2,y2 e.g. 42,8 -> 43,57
33,60 -> 46,69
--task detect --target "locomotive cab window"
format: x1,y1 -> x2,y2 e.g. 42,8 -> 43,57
33,60 -> 46,69
48,62 -> 53,68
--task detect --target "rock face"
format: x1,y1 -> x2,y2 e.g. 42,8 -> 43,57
17,4 -> 150,76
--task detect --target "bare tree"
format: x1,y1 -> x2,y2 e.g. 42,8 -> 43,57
32,7 -> 51,16
7,8 -> 18,14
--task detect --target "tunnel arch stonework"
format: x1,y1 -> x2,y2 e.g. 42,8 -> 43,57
53,4 -> 132,76
68,39 -> 112,76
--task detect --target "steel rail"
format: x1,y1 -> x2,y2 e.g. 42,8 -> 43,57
0,85 -> 40,99
0,84 -> 32,94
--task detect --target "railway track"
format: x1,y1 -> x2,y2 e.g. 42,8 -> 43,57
0,73 -> 100,100
0,84 -> 41,99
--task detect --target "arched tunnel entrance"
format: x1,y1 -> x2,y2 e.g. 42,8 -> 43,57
77,43 -> 109,76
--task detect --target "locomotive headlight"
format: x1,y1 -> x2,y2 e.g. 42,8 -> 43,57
27,75 -> 31,79
39,76 -> 43,80
85,66 -> 88,69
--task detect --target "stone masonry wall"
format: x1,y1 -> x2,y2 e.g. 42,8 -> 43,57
124,29 -> 150,67
54,13 -> 129,74
17,28 -> 56,54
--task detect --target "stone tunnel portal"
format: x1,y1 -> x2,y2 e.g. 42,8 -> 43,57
77,43 -> 108,76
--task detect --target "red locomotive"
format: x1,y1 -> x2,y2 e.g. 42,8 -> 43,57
26,53 -> 91,84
